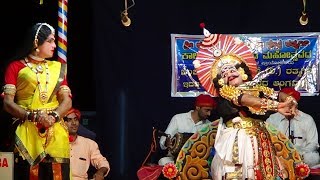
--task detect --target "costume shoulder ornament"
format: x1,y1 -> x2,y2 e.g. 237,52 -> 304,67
219,85 -> 242,106
237,84 -> 277,99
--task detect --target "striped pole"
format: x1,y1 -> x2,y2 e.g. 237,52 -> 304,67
58,0 -> 68,63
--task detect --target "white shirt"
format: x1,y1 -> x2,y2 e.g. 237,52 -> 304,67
266,110 -> 320,166
159,110 -> 211,150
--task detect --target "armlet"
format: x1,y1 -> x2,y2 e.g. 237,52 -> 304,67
255,85 -> 277,99
219,85 -> 242,106
3,84 -> 16,96
248,98 -> 279,115
58,85 -> 72,96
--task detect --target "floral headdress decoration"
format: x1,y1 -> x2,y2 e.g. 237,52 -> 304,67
193,23 -> 257,96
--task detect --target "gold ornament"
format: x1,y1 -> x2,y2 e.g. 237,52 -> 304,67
220,84 -> 279,115
218,78 -> 225,86
238,67 -> 248,81
242,74 -> 248,81
24,58 -> 49,104
219,85 -> 242,106
3,84 -> 17,96
40,92 -> 48,104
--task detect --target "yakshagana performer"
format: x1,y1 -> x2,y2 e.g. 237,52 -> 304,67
2,23 -> 72,180
193,24 -> 310,179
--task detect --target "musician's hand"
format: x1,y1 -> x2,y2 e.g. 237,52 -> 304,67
165,136 -> 173,149
93,173 -> 104,180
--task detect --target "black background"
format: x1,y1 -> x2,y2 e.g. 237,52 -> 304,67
1,0 -> 320,179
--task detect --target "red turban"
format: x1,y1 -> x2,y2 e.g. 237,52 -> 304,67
280,87 -> 301,102
195,94 -> 216,108
65,108 -> 81,119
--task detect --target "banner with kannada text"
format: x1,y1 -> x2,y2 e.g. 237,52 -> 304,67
171,33 -> 320,97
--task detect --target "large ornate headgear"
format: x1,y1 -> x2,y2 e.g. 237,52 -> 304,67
193,23 -> 257,96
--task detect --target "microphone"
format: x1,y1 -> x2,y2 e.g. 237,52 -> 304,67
286,115 -> 294,121
289,130 -> 294,143
121,0 -> 135,27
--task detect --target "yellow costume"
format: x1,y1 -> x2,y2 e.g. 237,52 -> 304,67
13,60 -> 69,166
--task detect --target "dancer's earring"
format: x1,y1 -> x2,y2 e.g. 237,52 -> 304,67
218,78 -> 225,86
238,67 -> 248,81
242,74 -> 248,81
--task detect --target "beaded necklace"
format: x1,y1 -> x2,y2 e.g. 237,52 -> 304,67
24,57 -> 50,104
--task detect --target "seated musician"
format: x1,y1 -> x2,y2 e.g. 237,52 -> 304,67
267,87 -> 320,167
158,94 -> 216,165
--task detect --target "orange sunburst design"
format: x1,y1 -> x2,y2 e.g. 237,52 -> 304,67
194,34 -> 257,96
200,34 -> 220,48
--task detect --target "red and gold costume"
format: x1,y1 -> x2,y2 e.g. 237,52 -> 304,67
190,26 -> 309,179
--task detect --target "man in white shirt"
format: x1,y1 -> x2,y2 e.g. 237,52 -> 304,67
267,88 -> 320,167
158,94 -> 216,165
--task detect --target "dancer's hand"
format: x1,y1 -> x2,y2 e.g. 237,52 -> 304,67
37,111 -> 49,127
278,96 -> 298,117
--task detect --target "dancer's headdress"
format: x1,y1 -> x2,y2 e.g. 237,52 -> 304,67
194,23 -> 257,96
